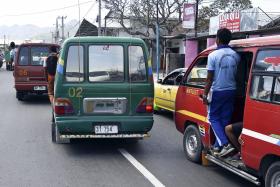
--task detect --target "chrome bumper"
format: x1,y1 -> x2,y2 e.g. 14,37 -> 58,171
60,133 -> 150,139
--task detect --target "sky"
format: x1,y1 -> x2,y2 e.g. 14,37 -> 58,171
0,0 -> 279,27
0,0 -> 101,27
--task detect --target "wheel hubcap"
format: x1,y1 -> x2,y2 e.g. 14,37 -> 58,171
271,171 -> 280,187
187,133 -> 198,153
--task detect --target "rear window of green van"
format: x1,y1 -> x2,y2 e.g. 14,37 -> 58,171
128,46 -> 147,82
65,45 -> 84,82
89,45 -> 124,82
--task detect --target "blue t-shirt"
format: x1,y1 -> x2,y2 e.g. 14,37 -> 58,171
207,46 -> 240,91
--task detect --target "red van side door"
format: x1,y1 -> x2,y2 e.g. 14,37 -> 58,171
175,56 -> 210,146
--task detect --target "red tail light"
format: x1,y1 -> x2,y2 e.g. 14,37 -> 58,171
136,97 -> 154,113
54,98 -> 74,115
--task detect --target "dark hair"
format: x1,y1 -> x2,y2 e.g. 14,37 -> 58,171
50,46 -> 57,53
216,28 -> 232,45
10,42 -> 15,48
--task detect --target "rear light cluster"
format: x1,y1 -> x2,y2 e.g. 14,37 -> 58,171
54,98 -> 74,115
136,97 -> 154,113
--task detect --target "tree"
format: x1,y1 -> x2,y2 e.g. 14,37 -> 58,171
103,0 -> 253,37
103,0 -> 187,37
198,0 -> 253,32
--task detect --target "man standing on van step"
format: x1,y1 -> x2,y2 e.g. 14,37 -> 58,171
202,28 -> 240,157
44,46 -> 58,105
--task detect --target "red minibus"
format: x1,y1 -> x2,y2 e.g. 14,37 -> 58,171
14,43 -> 59,101
175,35 -> 280,186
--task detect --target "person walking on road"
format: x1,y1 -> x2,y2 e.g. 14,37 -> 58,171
202,28 -> 240,157
44,46 -> 58,105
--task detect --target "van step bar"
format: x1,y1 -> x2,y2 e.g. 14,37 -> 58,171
206,154 -> 261,186
60,133 -> 150,139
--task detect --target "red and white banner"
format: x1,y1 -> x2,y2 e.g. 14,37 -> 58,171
182,2 -> 196,29
219,11 -> 240,32
209,8 -> 259,35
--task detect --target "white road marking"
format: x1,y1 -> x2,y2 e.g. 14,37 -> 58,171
118,148 -> 165,187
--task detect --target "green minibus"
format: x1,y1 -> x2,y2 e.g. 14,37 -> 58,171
52,37 -> 154,143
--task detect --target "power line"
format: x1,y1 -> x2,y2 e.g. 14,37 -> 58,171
0,1 -> 93,18
68,1 -> 96,32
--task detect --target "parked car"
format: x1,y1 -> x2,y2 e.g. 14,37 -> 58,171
52,37 -> 154,143
154,68 -> 187,112
14,43 -> 59,101
175,35 -> 280,186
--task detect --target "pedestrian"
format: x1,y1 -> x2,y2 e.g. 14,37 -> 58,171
202,28 -> 240,157
44,46 -> 58,105
9,41 -> 16,70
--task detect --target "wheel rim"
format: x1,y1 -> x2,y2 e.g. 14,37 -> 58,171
271,170 -> 280,187
186,131 -> 198,154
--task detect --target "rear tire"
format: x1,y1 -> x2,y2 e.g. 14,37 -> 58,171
183,125 -> 202,163
16,91 -> 25,101
265,161 -> 280,187
52,122 -> 70,144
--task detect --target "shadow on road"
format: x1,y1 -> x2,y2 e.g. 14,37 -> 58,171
19,95 -> 50,105
205,165 -> 257,187
61,139 -> 141,156
154,110 -> 173,120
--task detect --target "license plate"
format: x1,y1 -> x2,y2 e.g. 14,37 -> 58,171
34,86 -> 46,91
94,125 -> 118,134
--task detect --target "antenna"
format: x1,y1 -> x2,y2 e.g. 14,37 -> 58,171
77,0 -> 82,115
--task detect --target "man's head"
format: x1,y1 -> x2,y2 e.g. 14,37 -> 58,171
10,42 -> 15,49
216,28 -> 232,45
49,46 -> 57,53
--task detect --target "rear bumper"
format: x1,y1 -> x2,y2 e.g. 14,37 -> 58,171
55,115 -> 154,136
61,133 -> 150,139
15,82 -> 48,93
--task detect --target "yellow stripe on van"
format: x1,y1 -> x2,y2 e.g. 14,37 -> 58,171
177,110 -> 209,123
59,58 -> 64,66
148,58 -> 152,68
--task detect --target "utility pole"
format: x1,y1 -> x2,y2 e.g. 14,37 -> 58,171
3,35 -> 6,51
55,17 -> 59,44
51,32 -> 54,43
194,0 -> 199,37
156,0 -> 160,80
61,16 -> 67,42
56,16 -> 67,43
98,0 -> 102,36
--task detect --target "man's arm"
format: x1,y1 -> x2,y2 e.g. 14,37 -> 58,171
203,71 -> 214,105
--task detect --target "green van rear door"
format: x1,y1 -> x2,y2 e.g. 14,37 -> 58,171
56,41 -> 153,117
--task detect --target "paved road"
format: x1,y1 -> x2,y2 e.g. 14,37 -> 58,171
0,67 -> 255,187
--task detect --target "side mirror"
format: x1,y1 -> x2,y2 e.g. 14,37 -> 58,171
176,74 -> 183,84
157,79 -> 163,84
